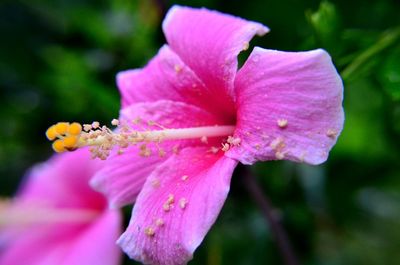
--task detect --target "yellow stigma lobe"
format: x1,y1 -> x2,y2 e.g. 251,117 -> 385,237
52,139 -> 65,153
46,122 -> 83,153
63,136 -> 78,148
55,122 -> 69,134
68,123 -> 82,135
45,126 -> 57,140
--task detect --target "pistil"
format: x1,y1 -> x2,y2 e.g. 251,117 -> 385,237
81,125 -> 235,146
45,121 -> 237,160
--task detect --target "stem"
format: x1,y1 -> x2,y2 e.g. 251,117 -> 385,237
341,26 -> 400,82
240,166 -> 300,265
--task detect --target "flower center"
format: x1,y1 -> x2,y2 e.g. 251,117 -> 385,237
0,199 -> 99,230
45,120 -> 239,160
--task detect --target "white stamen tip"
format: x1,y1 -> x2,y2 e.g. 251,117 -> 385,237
221,143 -> 230,152
83,124 -> 92,132
111,119 -> 119,126
227,136 -> 241,146
91,121 -> 100,129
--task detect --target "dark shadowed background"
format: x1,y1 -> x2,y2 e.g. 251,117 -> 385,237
1,0 -> 400,264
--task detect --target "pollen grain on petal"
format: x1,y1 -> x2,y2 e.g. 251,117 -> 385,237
209,146 -> 219,154
144,227 -> 155,237
163,203 -> 172,212
155,218 -> 164,227
151,178 -> 160,188
179,198 -> 188,209
167,194 -> 175,204
163,194 -> 175,212
227,136 -> 241,146
174,64 -> 183,73
270,137 -> 285,150
158,148 -> 166,157
275,151 -> 285,160
139,144 -> 152,157
242,41 -> 250,51
300,151 -> 307,162
326,129 -> 337,139
270,137 -> 287,160
172,145 -> 180,154
277,119 -> 288,128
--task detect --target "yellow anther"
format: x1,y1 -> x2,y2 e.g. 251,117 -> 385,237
63,135 -> 78,148
45,125 -> 57,140
68,123 -> 82,135
52,139 -> 65,153
55,122 -> 69,135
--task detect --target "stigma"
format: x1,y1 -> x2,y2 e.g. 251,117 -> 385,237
45,119 -> 236,160
46,122 -> 83,153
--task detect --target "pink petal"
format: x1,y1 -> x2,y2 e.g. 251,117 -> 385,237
163,6 -> 269,103
62,210 -> 122,265
0,225 -> 80,265
117,147 -> 238,265
90,145 -> 166,209
91,100 -> 222,208
0,211 -> 121,265
0,150 -> 121,265
228,48 -> 344,165
18,149 -> 106,210
117,45 -> 236,122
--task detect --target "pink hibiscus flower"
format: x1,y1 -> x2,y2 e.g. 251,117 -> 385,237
0,149 -> 122,265
46,5 -> 344,265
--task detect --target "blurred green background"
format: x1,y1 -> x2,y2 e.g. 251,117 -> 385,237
1,0 -> 400,264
